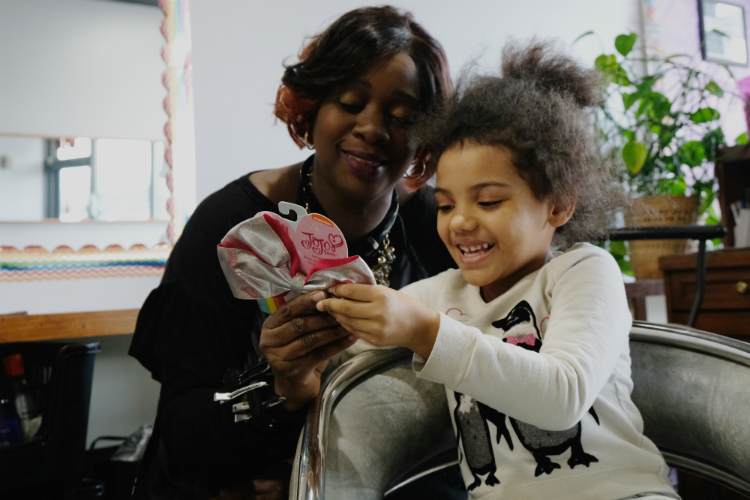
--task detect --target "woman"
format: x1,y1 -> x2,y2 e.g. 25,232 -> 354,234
130,6 -> 457,499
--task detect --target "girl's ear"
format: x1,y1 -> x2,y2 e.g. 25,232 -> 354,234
548,194 -> 576,228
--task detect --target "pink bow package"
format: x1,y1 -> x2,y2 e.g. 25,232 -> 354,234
217,202 -> 375,314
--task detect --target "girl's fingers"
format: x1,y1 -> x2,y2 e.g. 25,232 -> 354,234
327,283 -> 378,302
328,312 -> 374,336
317,297 -> 371,318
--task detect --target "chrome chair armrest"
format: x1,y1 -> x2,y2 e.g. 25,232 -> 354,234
290,347 -> 455,500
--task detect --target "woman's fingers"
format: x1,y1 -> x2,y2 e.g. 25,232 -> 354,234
306,333 -> 358,365
262,291 -> 326,331
281,323 -> 354,360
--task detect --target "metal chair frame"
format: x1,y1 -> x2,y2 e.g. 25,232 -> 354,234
291,321 -> 750,500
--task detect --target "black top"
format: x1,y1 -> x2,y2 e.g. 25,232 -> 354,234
129,159 -> 455,498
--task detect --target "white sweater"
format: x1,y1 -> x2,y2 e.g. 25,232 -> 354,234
400,243 -> 677,500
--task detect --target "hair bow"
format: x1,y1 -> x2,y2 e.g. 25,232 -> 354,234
217,213 -> 375,302
504,333 -> 538,347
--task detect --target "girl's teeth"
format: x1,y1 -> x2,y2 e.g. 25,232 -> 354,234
459,244 -> 492,254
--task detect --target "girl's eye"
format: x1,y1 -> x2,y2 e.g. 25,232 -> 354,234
478,200 -> 502,208
438,205 -> 454,212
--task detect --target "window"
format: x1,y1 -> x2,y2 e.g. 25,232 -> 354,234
44,137 -> 170,222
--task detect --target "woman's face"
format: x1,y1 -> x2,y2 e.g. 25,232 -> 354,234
311,52 -> 421,203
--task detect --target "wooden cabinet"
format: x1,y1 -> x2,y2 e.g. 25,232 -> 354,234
659,248 -> 750,340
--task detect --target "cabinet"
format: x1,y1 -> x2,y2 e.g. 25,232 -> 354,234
659,248 -> 750,340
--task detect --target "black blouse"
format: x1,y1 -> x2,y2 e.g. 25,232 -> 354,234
129,160 -> 455,497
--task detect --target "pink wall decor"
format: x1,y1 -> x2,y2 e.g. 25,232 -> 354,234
159,0 -> 196,245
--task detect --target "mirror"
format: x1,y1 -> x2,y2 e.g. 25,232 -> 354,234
0,0 -> 188,277
0,135 -> 170,223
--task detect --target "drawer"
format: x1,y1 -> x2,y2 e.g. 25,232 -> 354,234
664,267 -> 750,311
669,310 -> 750,337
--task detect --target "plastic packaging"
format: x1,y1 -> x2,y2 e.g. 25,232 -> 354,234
2,354 -> 42,441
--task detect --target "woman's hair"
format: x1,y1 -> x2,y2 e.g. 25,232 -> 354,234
274,5 -> 451,189
417,39 -> 625,247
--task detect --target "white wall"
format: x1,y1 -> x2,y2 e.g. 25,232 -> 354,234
191,0 -> 645,203
85,333 -> 161,448
0,0 -> 166,140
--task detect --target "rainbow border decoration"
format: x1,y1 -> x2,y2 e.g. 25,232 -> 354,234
1,244 -> 171,283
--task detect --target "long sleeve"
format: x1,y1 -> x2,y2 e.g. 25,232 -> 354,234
414,247 -> 632,431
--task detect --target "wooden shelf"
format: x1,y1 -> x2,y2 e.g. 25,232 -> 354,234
0,309 -> 139,343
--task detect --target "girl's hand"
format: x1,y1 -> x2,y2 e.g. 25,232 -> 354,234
316,284 -> 440,360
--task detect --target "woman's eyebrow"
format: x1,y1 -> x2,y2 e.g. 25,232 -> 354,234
350,78 -> 419,105
433,187 -> 451,196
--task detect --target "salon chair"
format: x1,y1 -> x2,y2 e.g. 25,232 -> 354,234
290,321 -> 750,500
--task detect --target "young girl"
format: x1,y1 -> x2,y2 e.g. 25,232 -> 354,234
317,40 -> 678,500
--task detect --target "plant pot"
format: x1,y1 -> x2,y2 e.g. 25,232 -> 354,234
624,195 -> 700,280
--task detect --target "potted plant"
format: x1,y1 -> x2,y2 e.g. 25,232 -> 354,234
591,32 -> 745,278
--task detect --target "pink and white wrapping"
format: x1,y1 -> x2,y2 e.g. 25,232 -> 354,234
217,213 -> 375,302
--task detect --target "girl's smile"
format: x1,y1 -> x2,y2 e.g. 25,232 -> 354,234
434,143 -> 574,302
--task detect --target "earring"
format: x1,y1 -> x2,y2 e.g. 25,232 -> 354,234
303,131 -> 314,150
415,159 -> 426,177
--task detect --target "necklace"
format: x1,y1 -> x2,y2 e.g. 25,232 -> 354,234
302,163 -> 396,287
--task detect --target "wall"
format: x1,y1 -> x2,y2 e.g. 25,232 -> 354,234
0,0 -> 166,140
643,0 -> 750,144
190,0 -> 645,203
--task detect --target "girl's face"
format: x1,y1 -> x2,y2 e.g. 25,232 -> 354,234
311,52 -> 421,203
434,143 -> 570,302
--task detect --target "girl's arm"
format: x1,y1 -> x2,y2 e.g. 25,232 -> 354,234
416,251 -> 631,431
318,250 -> 631,431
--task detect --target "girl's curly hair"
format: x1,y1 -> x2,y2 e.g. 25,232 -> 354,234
417,39 -> 625,247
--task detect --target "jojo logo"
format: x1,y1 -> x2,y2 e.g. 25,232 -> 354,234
300,232 -> 344,256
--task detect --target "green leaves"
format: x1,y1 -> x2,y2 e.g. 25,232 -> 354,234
615,33 -> 637,57
705,81 -> 724,97
677,141 -> 706,168
622,142 -> 647,174
690,107 -> 721,123
595,54 -> 630,85
737,132 -> 748,145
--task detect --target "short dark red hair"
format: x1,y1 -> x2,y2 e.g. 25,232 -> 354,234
273,6 -> 452,190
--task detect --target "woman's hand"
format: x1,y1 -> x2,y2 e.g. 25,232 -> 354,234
259,291 -> 356,411
315,284 -> 440,360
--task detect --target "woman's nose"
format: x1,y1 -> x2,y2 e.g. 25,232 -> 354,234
353,106 -> 389,144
